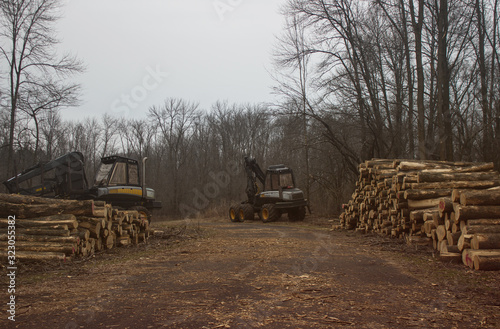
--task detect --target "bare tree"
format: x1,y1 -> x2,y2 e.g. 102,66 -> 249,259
0,0 -> 83,175
149,98 -> 200,215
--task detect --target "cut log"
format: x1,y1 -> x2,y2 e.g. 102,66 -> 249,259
467,219 -> 500,226
458,234 -> 473,251
0,251 -> 66,262
408,198 -> 442,210
436,225 -> 447,241
0,234 -> 78,244
406,235 -> 432,246
0,193 -> 89,207
77,217 -> 106,228
77,221 -> 101,239
460,190 -> 500,206
17,228 -> 70,237
410,209 -> 439,222
424,220 -> 436,234
471,233 -> 500,249
438,198 -> 454,213
454,204 -> 500,221
442,244 -> 460,253
404,189 -> 451,200
451,189 -> 462,202
462,249 -> 500,268
439,252 -> 462,263
0,218 -> 78,229
73,228 -> 90,241
417,171 -> 499,183
0,241 -> 75,255
0,200 -> 94,219
464,225 -> 500,234
410,180 -> 500,190
105,234 -> 115,249
92,206 -> 107,218
117,236 -> 131,246
473,255 -> 500,271
446,231 -> 461,246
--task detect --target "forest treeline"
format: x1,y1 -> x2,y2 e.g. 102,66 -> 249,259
0,100 -> 346,217
1,0 -> 499,217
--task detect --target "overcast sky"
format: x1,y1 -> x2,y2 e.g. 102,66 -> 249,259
56,0 -> 287,121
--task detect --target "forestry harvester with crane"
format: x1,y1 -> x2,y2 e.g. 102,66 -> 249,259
3,152 -> 161,222
229,156 -> 310,223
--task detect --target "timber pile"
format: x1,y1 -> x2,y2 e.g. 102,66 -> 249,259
0,193 -> 152,263
339,159 -> 500,271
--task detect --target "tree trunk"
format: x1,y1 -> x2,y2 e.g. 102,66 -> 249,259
437,0 -> 453,161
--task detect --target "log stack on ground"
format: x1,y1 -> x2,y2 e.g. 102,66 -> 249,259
339,159 -> 500,271
0,193 -> 153,263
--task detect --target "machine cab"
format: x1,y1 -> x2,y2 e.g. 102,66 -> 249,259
94,156 -> 140,188
264,165 -> 295,191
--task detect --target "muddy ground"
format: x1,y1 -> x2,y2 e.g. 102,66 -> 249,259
1,217 -> 499,328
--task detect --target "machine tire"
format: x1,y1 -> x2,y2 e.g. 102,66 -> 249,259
259,204 -> 279,223
229,204 -> 241,222
288,206 -> 306,222
131,206 -> 152,224
239,203 -> 254,222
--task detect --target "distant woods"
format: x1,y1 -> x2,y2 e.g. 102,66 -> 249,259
1,0 -> 499,217
0,100 -> 347,217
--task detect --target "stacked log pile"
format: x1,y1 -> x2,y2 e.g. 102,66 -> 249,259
339,159 -> 500,271
0,193 -> 152,263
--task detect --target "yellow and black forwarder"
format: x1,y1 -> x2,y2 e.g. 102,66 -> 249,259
3,152 -> 161,222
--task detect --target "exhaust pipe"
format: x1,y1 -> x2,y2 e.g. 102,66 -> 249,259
142,157 -> 148,198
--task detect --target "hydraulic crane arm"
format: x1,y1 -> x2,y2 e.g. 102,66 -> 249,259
3,152 -> 89,197
244,156 -> 265,203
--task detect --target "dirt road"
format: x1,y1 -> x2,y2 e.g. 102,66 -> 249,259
3,219 -> 500,328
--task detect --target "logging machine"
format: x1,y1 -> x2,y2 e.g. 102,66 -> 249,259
3,152 -> 161,222
229,156 -> 310,223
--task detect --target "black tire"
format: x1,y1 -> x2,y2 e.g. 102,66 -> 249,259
239,203 -> 254,222
130,206 -> 152,224
288,206 -> 306,221
259,203 -> 280,223
229,204 -> 241,222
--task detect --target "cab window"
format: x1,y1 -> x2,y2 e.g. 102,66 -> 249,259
128,163 -> 139,185
109,162 -> 127,186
